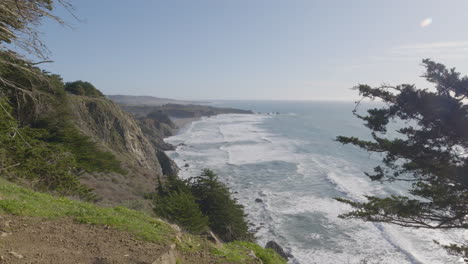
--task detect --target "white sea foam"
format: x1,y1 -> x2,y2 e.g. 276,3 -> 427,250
165,113 -> 466,264
221,143 -> 295,165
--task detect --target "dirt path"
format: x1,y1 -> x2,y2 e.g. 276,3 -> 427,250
0,215 -> 168,264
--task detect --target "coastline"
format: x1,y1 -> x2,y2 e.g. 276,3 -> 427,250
170,117 -> 201,135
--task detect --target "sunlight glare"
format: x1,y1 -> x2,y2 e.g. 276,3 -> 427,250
420,17 -> 433,28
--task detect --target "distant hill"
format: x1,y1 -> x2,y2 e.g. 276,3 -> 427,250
121,103 -> 253,119
106,95 -> 203,106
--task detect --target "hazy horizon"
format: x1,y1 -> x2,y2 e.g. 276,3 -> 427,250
107,93 -> 360,102
38,0 -> 468,101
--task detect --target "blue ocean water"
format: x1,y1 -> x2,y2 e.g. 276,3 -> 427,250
165,101 -> 466,264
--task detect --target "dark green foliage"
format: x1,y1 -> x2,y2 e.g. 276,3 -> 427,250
49,124 -> 126,174
65,81 -> 104,97
0,2 -> 123,197
0,53 -> 124,175
0,1 -> 58,50
189,169 -> 253,242
154,191 -> 209,234
152,171 -> 252,241
336,59 -> 468,256
153,175 -> 208,234
0,96 -> 94,199
0,52 -> 124,198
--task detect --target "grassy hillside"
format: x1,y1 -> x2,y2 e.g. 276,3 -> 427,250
0,178 -> 286,264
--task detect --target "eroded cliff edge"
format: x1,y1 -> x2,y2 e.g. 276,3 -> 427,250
67,94 -> 252,204
67,95 -> 179,204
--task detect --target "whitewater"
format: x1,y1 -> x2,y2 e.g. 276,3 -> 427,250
165,101 -> 467,264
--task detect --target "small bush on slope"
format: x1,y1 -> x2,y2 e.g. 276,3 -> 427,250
154,191 -> 209,234
190,169 -> 253,242
153,171 -> 253,241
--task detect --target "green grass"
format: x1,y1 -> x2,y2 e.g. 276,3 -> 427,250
0,178 -> 174,243
212,242 -> 256,263
230,241 -> 287,264
0,178 -> 286,264
212,241 -> 287,264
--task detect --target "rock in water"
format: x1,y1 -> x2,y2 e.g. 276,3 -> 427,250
265,241 -> 291,260
255,198 -> 263,203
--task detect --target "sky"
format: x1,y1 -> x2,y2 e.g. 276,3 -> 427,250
37,0 -> 468,101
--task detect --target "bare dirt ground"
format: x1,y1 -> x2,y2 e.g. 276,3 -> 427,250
0,215 -> 167,264
0,215 -> 233,264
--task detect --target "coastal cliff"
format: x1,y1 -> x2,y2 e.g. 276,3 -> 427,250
66,95 -> 178,203
0,65 -> 284,263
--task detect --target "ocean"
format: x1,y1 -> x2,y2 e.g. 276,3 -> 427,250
165,101 -> 466,264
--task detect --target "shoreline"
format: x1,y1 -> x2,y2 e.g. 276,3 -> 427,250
170,117 -> 201,136
169,112 -> 255,136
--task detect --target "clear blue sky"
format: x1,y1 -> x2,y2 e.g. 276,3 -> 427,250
39,0 -> 468,101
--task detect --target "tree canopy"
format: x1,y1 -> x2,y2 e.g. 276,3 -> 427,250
152,170 -> 253,241
0,0 -> 70,58
0,0 -> 71,93
336,59 -> 468,259
189,169 -> 253,242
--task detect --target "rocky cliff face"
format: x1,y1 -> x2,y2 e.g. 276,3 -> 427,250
67,95 -> 178,203
66,95 -> 250,203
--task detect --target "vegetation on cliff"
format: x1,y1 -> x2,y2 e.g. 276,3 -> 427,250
0,53 -> 126,197
65,81 -> 104,97
190,169 -> 253,242
153,170 -> 253,242
0,96 -> 93,198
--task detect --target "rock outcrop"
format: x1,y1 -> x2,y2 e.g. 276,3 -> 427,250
266,241 -> 291,260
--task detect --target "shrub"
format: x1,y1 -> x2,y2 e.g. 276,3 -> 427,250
154,191 -> 208,234
49,123 -> 126,174
65,81 -> 104,97
189,169 -> 253,242
0,97 -> 94,199
153,170 -> 252,240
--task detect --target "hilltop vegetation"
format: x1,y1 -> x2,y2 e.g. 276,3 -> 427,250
65,81 -> 104,97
